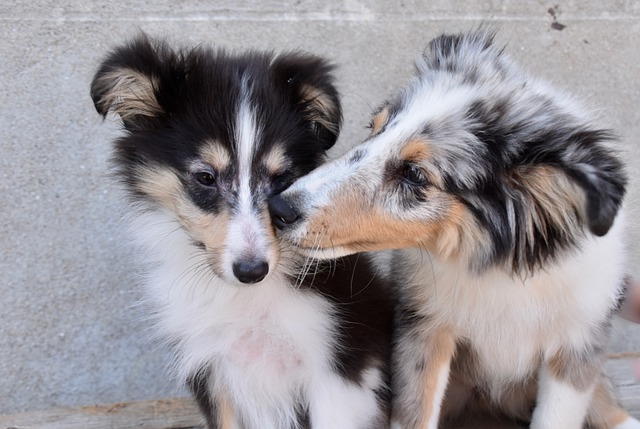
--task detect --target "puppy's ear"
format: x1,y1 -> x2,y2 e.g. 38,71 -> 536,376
517,129 -> 626,238
273,53 -> 342,150
90,34 -> 181,130
564,130 -> 627,236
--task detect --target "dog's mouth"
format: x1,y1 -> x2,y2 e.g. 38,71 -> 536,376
292,245 -> 354,261
273,229 -> 344,259
269,194 -> 389,259
287,237 -> 387,260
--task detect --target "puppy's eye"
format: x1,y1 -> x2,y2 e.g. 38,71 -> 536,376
194,171 -> 216,187
402,165 -> 428,186
272,171 -> 294,194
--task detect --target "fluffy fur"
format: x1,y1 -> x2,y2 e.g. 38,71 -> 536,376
91,34 -> 394,429
270,30 -> 639,429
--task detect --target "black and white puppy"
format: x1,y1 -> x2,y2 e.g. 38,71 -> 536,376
91,34 -> 394,429
270,30 -> 640,429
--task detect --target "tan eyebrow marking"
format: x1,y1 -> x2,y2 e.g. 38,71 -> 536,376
400,137 -> 432,162
370,107 -> 390,135
262,145 -> 289,175
200,141 -> 232,171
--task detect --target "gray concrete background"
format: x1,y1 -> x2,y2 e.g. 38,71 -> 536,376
1,0 -> 639,414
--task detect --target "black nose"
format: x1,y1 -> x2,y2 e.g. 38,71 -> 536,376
268,194 -> 301,230
232,260 -> 269,284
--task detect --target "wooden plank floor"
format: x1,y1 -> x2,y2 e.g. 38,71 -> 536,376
2,358 -> 638,429
0,399 -> 204,429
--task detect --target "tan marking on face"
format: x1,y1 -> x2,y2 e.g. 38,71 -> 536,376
299,184 -> 487,264
400,137 -> 431,161
175,194 -> 277,280
370,107 -> 390,135
258,203 -> 278,257
175,190 -> 230,277
299,84 -> 339,134
200,142 -> 232,171
182,209 -> 230,277
399,138 -> 444,187
94,68 -> 162,120
434,199 -> 489,262
262,145 -> 289,175
135,165 -> 232,276
303,203 -> 439,253
135,166 -> 183,211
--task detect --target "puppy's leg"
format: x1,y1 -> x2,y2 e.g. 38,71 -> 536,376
531,365 -> 595,429
615,417 -> 640,429
531,344 -> 608,429
588,375 -> 640,429
391,321 -> 456,429
308,365 -> 389,429
187,371 -> 235,429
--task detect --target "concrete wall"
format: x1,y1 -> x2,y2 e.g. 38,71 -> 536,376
1,0 -> 639,413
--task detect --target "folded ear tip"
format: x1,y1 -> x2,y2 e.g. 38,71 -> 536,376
588,219 -> 613,237
583,179 -> 625,236
586,201 -> 617,236
89,78 -> 110,116
277,55 -> 342,151
90,61 -> 164,124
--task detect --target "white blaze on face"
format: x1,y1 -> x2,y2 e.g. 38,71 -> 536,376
273,135 -> 399,260
222,81 -> 273,282
282,127 -> 401,232
286,136 -> 388,208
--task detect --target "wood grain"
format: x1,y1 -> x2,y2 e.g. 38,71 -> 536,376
1,358 -> 637,429
0,398 -> 204,429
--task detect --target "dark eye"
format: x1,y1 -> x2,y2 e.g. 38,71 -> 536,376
402,164 -> 428,186
272,171 -> 295,194
194,171 -> 216,187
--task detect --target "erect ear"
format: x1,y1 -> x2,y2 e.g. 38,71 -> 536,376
90,33 -> 180,130
273,53 -> 342,150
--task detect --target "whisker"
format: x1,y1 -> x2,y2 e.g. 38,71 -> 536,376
167,253 -> 210,296
296,229 -> 323,289
349,253 -> 361,298
186,259 -> 215,302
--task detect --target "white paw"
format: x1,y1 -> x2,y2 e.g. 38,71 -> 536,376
615,416 -> 640,429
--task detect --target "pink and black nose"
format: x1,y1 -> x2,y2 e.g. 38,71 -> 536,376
268,194 -> 301,229
232,259 -> 269,284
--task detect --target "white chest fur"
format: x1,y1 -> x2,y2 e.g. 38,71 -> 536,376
129,210 -> 340,426
162,279 -> 336,384
401,215 -> 626,384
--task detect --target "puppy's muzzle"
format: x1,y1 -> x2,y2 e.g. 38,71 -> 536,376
269,194 -> 301,230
